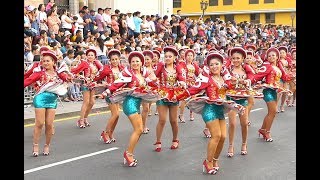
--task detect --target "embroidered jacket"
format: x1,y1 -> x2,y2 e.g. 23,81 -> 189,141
154,62 -> 186,88
187,71 -> 234,100
94,64 -> 125,84
107,66 -> 156,93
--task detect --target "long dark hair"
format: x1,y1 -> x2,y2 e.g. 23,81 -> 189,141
96,38 -> 105,52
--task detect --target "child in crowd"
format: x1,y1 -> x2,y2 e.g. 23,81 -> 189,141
68,60 -> 83,101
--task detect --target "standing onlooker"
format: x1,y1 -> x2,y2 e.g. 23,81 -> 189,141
170,15 -> 179,42
47,7 -> 61,35
60,9 -> 74,33
88,10 -> 97,33
111,14 -> 120,34
95,37 -> 108,65
95,8 -> 107,33
46,0 -> 55,13
102,7 -> 112,30
133,11 -> 143,37
126,11 -> 135,36
37,4 -> 48,32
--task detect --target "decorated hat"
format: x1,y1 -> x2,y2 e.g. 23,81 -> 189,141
246,50 -> 255,57
86,48 -> 97,57
208,47 -> 218,53
39,46 -> 50,54
291,48 -> 296,55
230,47 -> 247,59
41,50 -> 58,62
245,44 -> 256,51
164,46 -> 179,56
178,46 -> 189,54
107,49 -> 121,58
152,50 -> 161,58
205,52 -> 225,65
184,49 -> 195,60
128,51 -> 145,65
265,47 -> 280,61
277,46 -> 288,53
142,50 -> 154,59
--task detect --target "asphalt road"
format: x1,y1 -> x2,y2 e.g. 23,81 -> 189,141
24,99 -> 296,180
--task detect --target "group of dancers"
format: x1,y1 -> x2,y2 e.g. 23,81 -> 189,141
24,43 -> 296,175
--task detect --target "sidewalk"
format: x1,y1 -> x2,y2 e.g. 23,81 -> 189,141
24,99 -> 108,122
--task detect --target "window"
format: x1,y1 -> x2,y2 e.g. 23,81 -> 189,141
210,15 -> 220,20
249,0 -> 259,4
223,0 -> 233,5
264,0 -> 274,3
225,14 -> 234,22
209,0 -> 218,6
265,13 -> 275,23
250,13 -> 260,24
173,0 -> 181,8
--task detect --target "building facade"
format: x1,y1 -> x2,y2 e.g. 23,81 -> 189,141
173,0 -> 296,26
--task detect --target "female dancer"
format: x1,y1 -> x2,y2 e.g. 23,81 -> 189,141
244,50 -> 258,126
176,47 -> 187,64
24,50 -> 72,156
102,51 -> 158,167
93,49 -> 124,143
186,52 -> 245,174
153,46 -> 188,152
151,50 -> 161,115
71,48 -> 103,128
252,47 -> 292,142
178,49 -> 200,122
225,47 -> 259,157
277,46 -> 292,112
287,48 -> 296,106
141,50 -> 156,133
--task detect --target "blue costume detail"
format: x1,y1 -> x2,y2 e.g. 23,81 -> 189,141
33,91 -> 58,109
263,88 -> 277,102
105,96 -> 112,104
156,99 -> 179,106
122,95 -> 142,116
226,96 -> 248,106
201,103 -> 225,122
80,85 -> 90,92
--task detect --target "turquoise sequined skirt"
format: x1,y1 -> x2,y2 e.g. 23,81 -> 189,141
226,96 -> 248,106
156,99 -> 179,106
33,91 -> 58,109
201,103 -> 225,123
122,95 -> 142,116
263,88 -> 277,102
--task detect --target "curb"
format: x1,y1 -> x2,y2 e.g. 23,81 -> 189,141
24,106 -> 109,125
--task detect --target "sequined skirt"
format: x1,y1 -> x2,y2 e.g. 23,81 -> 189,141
33,91 -> 58,109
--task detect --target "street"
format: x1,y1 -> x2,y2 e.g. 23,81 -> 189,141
24,99 -> 296,180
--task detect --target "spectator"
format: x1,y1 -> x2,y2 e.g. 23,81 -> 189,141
47,7 -> 61,35
63,49 -> 75,66
37,4 -> 48,32
46,0 -> 55,13
126,11 -> 135,36
60,9 -> 74,32
133,11 -> 143,36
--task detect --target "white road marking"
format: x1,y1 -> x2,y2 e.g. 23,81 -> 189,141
250,108 -> 264,112
24,147 -> 119,175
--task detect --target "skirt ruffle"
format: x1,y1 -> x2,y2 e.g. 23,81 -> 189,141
157,87 -> 189,103
253,83 -> 293,96
186,96 -> 246,115
108,87 -> 160,104
226,89 -> 264,100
